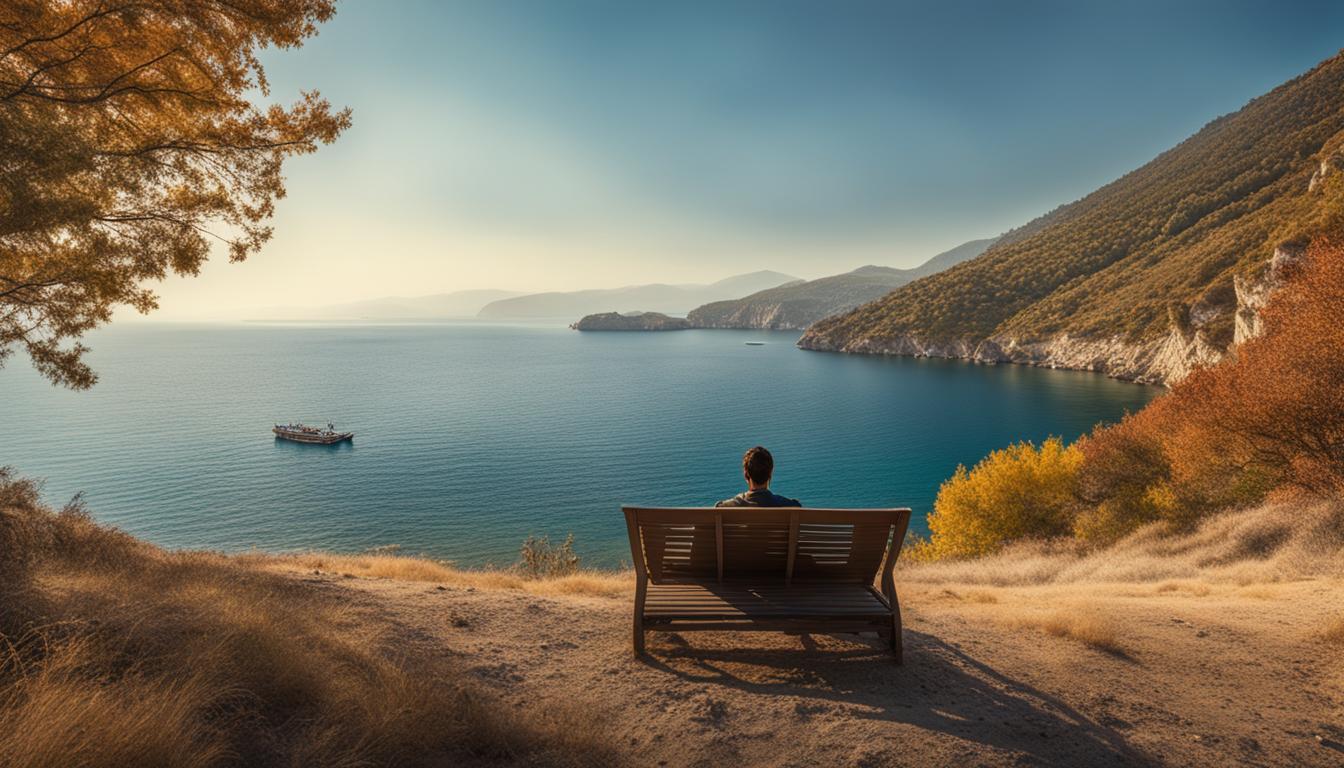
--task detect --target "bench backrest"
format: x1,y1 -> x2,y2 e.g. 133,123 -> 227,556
622,507 -> 912,585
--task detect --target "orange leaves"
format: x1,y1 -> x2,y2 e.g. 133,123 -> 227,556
0,1 -> 349,387
922,235 -> 1344,557
1176,236 -> 1344,495
1077,235 -> 1344,540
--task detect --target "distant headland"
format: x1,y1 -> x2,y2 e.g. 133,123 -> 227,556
570,312 -> 692,331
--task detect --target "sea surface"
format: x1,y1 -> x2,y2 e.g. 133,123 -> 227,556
1,323 -> 1157,566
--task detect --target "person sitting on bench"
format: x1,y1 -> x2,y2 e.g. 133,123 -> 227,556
715,446 -> 801,508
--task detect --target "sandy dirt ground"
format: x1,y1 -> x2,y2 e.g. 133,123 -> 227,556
274,567 -> 1343,767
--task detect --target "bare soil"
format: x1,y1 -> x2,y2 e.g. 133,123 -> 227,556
277,568 -> 1344,767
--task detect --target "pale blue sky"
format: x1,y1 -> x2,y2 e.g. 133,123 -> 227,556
151,0 -> 1344,318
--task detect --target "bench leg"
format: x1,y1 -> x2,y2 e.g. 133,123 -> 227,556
890,609 -> 903,664
632,608 -> 646,657
632,578 -> 648,657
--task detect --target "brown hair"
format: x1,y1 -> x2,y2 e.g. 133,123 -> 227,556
742,446 -> 774,485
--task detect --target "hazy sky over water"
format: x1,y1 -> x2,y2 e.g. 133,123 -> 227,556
147,0 -> 1344,318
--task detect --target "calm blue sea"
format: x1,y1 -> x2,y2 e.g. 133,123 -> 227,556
1,323 -> 1157,566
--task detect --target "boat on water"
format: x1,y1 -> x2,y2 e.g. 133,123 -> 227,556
273,422 -> 354,445
744,341 -> 766,346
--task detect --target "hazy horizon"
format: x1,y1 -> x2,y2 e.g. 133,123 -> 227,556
135,0 -> 1344,321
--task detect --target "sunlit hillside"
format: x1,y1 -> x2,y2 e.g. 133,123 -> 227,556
803,52 -> 1344,380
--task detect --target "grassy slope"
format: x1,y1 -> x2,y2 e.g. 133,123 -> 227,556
0,485 -> 622,768
687,238 -> 996,329
803,53 -> 1344,350
4,479 -> 1342,766
278,500 -> 1344,767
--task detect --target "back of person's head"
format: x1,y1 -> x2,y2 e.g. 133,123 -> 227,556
742,446 -> 774,486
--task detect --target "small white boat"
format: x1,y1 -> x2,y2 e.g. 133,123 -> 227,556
273,422 -> 354,445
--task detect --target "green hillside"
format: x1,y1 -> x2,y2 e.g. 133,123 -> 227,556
687,239 -> 995,330
802,52 -> 1344,356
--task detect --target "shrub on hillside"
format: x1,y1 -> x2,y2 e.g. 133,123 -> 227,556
1171,237 -> 1344,496
517,533 -> 581,579
918,438 -> 1083,560
1073,405 -> 1182,544
1071,235 -> 1344,545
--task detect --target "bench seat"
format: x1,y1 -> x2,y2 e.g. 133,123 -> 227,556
623,506 -> 912,661
645,581 -> 891,620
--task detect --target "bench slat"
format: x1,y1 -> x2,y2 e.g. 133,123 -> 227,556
644,582 -> 888,618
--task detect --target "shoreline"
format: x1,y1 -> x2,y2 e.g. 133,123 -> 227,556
793,339 -> 1168,386
794,333 -> 1185,386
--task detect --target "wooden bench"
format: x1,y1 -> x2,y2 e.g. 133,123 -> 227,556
622,506 -> 912,662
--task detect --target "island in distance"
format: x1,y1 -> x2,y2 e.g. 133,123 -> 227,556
569,311 -> 692,331
572,237 -> 996,332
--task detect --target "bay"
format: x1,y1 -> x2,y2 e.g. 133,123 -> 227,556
0,323 -> 1157,566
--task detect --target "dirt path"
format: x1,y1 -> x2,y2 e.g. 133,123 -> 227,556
280,569 -> 1344,767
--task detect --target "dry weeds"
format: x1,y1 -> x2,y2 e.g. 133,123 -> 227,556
901,498 -> 1344,588
1153,580 -> 1212,597
1322,615 -> 1344,645
1020,609 -> 1128,656
0,490 -> 620,768
257,552 -> 633,599
6,466 -> 1340,767
939,588 -> 1000,603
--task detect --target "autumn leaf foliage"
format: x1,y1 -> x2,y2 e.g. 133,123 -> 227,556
922,236 -> 1344,558
0,0 -> 350,388
1145,238 -> 1344,492
917,438 -> 1083,560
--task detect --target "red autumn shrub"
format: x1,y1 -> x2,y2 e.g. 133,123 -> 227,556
1075,236 -> 1344,543
1173,236 -> 1344,496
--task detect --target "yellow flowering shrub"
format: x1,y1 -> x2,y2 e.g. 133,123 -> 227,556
920,437 -> 1084,560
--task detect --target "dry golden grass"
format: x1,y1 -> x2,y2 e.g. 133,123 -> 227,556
1020,609 -> 1128,656
0,637 -> 223,768
901,498 -> 1344,588
256,552 -> 634,599
0,480 -> 621,768
1322,615 -> 1344,645
937,588 -> 1000,604
1152,580 -> 1212,597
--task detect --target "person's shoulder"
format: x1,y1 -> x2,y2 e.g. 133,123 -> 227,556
715,496 -> 743,507
772,492 -> 802,507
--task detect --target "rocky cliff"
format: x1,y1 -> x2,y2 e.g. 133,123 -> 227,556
799,243 -> 1305,385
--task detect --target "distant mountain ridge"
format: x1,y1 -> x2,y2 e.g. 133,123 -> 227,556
258,289 -> 524,322
800,51 -> 1344,384
477,270 -> 798,319
687,238 -> 996,330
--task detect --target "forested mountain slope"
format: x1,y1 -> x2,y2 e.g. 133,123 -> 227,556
800,52 -> 1344,384
687,238 -> 995,330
